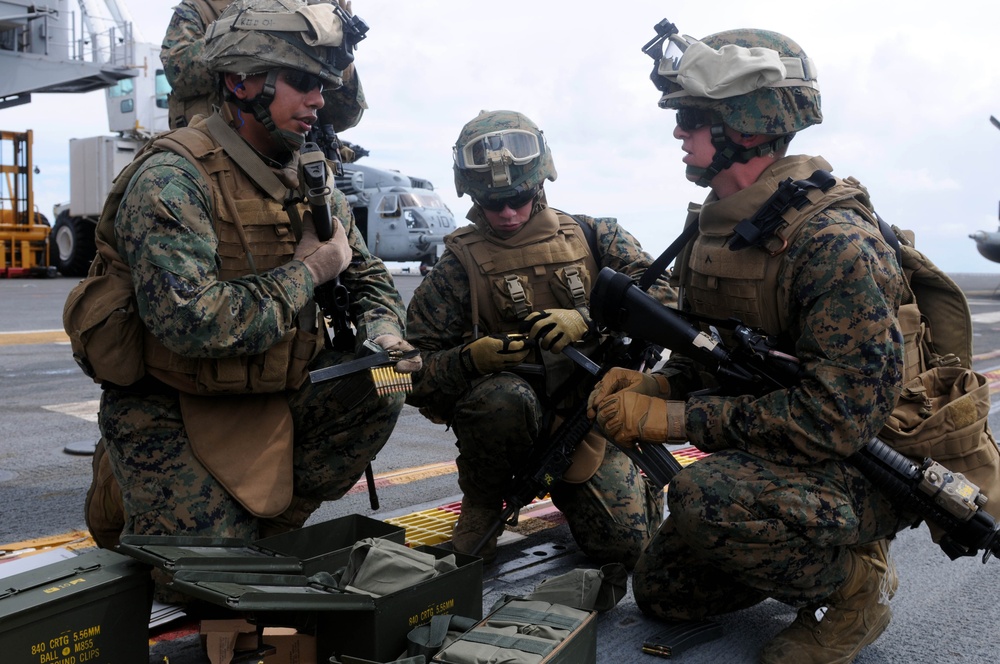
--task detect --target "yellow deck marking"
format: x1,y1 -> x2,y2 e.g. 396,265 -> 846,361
0,329 -> 69,345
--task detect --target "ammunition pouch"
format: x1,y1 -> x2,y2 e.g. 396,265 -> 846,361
879,365 -> 1000,540
62,247 -> 145,387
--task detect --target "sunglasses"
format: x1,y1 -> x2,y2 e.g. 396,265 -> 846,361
282,70 -> 325,94
676,108 -> 721,132
476,188 -> 538,212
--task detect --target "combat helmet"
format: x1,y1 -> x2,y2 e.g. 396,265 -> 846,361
642,21 -> 821,186
453,110 -> 557,207
202,0 -> 351,151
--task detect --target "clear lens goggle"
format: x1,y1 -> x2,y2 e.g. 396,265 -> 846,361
454,130 -> 543,171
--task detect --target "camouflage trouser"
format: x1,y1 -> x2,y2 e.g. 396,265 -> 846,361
99,347 -> 405,542
451,372 -> 663,568
633,449 -> 901,621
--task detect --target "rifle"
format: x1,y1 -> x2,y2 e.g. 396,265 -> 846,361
469,337 -> 683,556
299,142 -> 354,353
590,266 -> 1000,563
299,142 -> 379,510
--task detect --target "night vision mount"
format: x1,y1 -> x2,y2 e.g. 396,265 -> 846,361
641,18 -> 680,93
331,4 -> 370,70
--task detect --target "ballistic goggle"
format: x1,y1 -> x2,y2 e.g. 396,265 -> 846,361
454,129 -> 544,172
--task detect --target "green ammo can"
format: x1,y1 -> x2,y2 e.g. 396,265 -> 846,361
0,548 -> 152,663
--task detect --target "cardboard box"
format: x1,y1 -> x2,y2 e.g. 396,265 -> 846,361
0,548 -> 151,663
202,618 -> 316,664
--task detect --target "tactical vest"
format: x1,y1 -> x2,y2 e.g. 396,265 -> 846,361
672,156 -> 1000,536
445,207 -> 599,338
675,157 -> 881,352
92,115 -> 323,395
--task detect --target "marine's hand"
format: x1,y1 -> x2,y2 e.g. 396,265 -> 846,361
294,213 -> 351,286
587,368 -> 671,417
524,309 -> 590,353
460,335 -> 531,375
373,334 -> 422,373
592,392 -> 685,448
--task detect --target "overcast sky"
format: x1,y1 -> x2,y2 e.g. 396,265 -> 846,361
4,0 -> 999,273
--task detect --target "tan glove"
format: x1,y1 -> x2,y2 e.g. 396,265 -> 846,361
587,368 -> 671,416
524,309 -> 591,353
373,334 -> 422,374
460,334 -> 531,376
592,392 -> 687,448
293,213 -> 351,286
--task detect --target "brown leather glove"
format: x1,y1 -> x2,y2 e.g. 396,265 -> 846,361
460,335 -> 530,376
587,368 -> 671,415
293,213 -> 351,286
591,391 -> 687,448
373,334 -> 422,373
524,309 -> 591,353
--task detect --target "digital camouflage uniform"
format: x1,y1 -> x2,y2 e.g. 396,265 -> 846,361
632,153 -> 905,618
406,200 -> 673,568
161,0 -> 367,130
98,112 -> 406,544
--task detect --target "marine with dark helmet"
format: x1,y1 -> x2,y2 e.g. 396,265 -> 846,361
588,23 -> 907,663
405,109 -> 675,565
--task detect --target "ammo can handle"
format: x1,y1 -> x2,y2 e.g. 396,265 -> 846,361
0,563 -> 101,599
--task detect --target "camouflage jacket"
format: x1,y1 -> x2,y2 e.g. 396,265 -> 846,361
161,0 -> 367,130
406,202 -> 676,413
112,129 -> 405,363
668,155 -> 905,467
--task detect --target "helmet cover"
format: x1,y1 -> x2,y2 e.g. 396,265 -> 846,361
453,110 -> 557,202
202,0 -> 347,87
656,28 -> 822,135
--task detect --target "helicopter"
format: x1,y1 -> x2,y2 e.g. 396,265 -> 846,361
968,116 -> 1000,263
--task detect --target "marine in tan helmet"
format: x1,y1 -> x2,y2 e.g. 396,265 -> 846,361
405,109 -> 676,565
78,0 -> 417,605
588,21 -> 906,663
162,0 -> 367,164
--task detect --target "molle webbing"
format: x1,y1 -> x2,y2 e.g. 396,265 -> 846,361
681,171 -> 879,340
137,123 -> 322,394
446,211 -> 599,336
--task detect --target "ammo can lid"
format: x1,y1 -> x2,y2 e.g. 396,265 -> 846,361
0,548 -> 150,626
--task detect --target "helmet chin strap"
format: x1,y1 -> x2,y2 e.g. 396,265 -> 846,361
687,123 -> 793,187
232,70 -> 306,155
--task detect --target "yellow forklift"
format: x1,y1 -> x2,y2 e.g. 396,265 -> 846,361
0,129 -> 54,278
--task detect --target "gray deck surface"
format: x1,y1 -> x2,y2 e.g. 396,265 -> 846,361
2,274 -> 999,663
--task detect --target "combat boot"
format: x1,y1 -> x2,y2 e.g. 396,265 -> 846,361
84,438 -> 126,550
450,499 -> 501,564
759,539 -> 898,664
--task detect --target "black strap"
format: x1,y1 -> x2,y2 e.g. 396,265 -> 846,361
637,219 -> 699,292
876,214 -> 903,268
729,169 -> 836,252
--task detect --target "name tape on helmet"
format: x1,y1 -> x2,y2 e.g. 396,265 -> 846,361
207,5 -> 344,48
